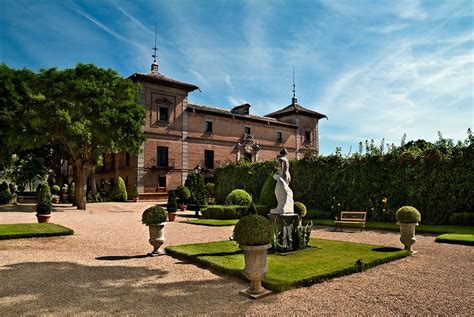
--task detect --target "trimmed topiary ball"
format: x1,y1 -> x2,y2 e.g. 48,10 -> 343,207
225,189 -> 252,206
142,206 -> 168,225
258,175 -> 277,210
294,202 -> 307,217
51,185 -> 61,195
233,214 -> 273,246
111,177 -> 128,202
36,184 -> 52,214
396,206 -> 421,223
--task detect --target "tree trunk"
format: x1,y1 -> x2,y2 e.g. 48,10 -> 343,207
91,167 -> 97,195
74,162 -> 89,210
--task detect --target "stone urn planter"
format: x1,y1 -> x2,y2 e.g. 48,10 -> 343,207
17,195 -> 24,204
396,206 -> 421,254
398,222 -> 418,253
142,205 -> 168,256
233,214 -> 274,299
239,243 -> 272,298
147,223 -> 166,256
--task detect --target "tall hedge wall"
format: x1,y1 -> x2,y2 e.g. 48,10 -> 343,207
214,132 -> 474,225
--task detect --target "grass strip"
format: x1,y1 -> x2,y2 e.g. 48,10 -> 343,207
0,223 -> 74,240
166,238 -> 410,292
305,219 -> 474,235
180,219 -> 238,226
435,234 -> 474,246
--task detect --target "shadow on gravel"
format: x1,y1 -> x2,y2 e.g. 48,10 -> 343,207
96,255 -> 150,260
0,261 -> 250,315
372,247 -> 403,252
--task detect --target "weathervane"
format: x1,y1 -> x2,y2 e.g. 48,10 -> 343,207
151,24 -> 159,72
292,66 -> 297,105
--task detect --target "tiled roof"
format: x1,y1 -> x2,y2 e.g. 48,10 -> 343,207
266,103 -> 327,119
187,103 -> 298,128
129,71 -> 199,92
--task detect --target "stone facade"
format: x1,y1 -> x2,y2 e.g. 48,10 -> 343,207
96,65 -> 326,200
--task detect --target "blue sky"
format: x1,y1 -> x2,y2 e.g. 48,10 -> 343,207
1,0 -> 472,154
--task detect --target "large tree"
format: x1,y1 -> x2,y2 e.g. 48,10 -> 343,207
0,64 -> 39,169
34,64 -> 145,209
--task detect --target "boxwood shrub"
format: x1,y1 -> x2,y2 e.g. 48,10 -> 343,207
396,206 -> 421,223
225,189 -> 252,206
258,175 -> 277,210
233,214 -> 273,246
201,205 -> 246,220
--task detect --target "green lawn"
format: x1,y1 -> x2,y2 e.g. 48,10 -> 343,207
166,239 -> 410,292
305,219 -> 474,234
0,223 -> 74,240
435,234 -> 474,246
180,219 -> 239,226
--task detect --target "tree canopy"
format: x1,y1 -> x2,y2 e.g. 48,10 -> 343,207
1,63 -> 146,209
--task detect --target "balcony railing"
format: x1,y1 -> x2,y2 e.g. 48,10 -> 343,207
150,158 -> 175,169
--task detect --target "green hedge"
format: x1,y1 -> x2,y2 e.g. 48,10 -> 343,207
201,204 -> 270,220
214,132 -> 474,225
201,205 -> 246,220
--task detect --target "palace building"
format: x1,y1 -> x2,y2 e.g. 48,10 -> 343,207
96,58 -> 326,200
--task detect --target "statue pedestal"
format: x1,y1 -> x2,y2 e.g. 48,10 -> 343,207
268,213 -> 299,251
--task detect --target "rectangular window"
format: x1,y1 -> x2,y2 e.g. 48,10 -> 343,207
204,150 -> 214,169
158,176 -> 166,188
110,178 -> 115,189
277,131 -> 283,142
305,130 -> 311,143
244,126 -> 251,135
125,153 -> 130,167
157,146 -> 169,167
205,121 -> 213,133
159,107 -> 168,122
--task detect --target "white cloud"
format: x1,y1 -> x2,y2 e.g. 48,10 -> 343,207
224,74 -> 235,92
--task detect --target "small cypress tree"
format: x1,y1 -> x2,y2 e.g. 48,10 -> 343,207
167,189 -> 178,212
0,182 -> 12,204
36,183 -> 52,214
111,177 -> 128,202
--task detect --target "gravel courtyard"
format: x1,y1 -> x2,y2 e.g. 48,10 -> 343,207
0,202 -> 472,316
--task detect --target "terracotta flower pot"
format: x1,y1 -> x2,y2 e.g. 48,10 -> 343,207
17,196 -> 24,204
239,244 -> 272,299
147,223 -> 166,256
399,222 -> 418,254
36,214 -> 51,223
179,204 -> 186,211
168,212 -> 177,222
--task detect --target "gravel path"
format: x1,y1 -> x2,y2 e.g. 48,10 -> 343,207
0,202 -> 472,316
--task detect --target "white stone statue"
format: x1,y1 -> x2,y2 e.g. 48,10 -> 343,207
270,148 -> 294,214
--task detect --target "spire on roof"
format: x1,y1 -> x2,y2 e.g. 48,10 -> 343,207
292,66 -> 297,105
151,24 -> 159,72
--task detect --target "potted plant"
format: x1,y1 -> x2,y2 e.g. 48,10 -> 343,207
61,184 -> 69,203
175,184 -> 190,211
36,184 -> 52,223
396,206 -> 421,254
233,214 -> 274,299
167,190 -> 178,221
51,195 -> 60,204
133,185 -> 139,202
142,205 -> 168,256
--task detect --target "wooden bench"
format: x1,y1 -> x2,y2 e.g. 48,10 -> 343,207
334,211 -> 367,232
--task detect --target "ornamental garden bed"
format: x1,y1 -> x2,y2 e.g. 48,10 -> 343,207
0,223 -> 74,240
435,234 -> 474,246
166,238 -> 410,292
